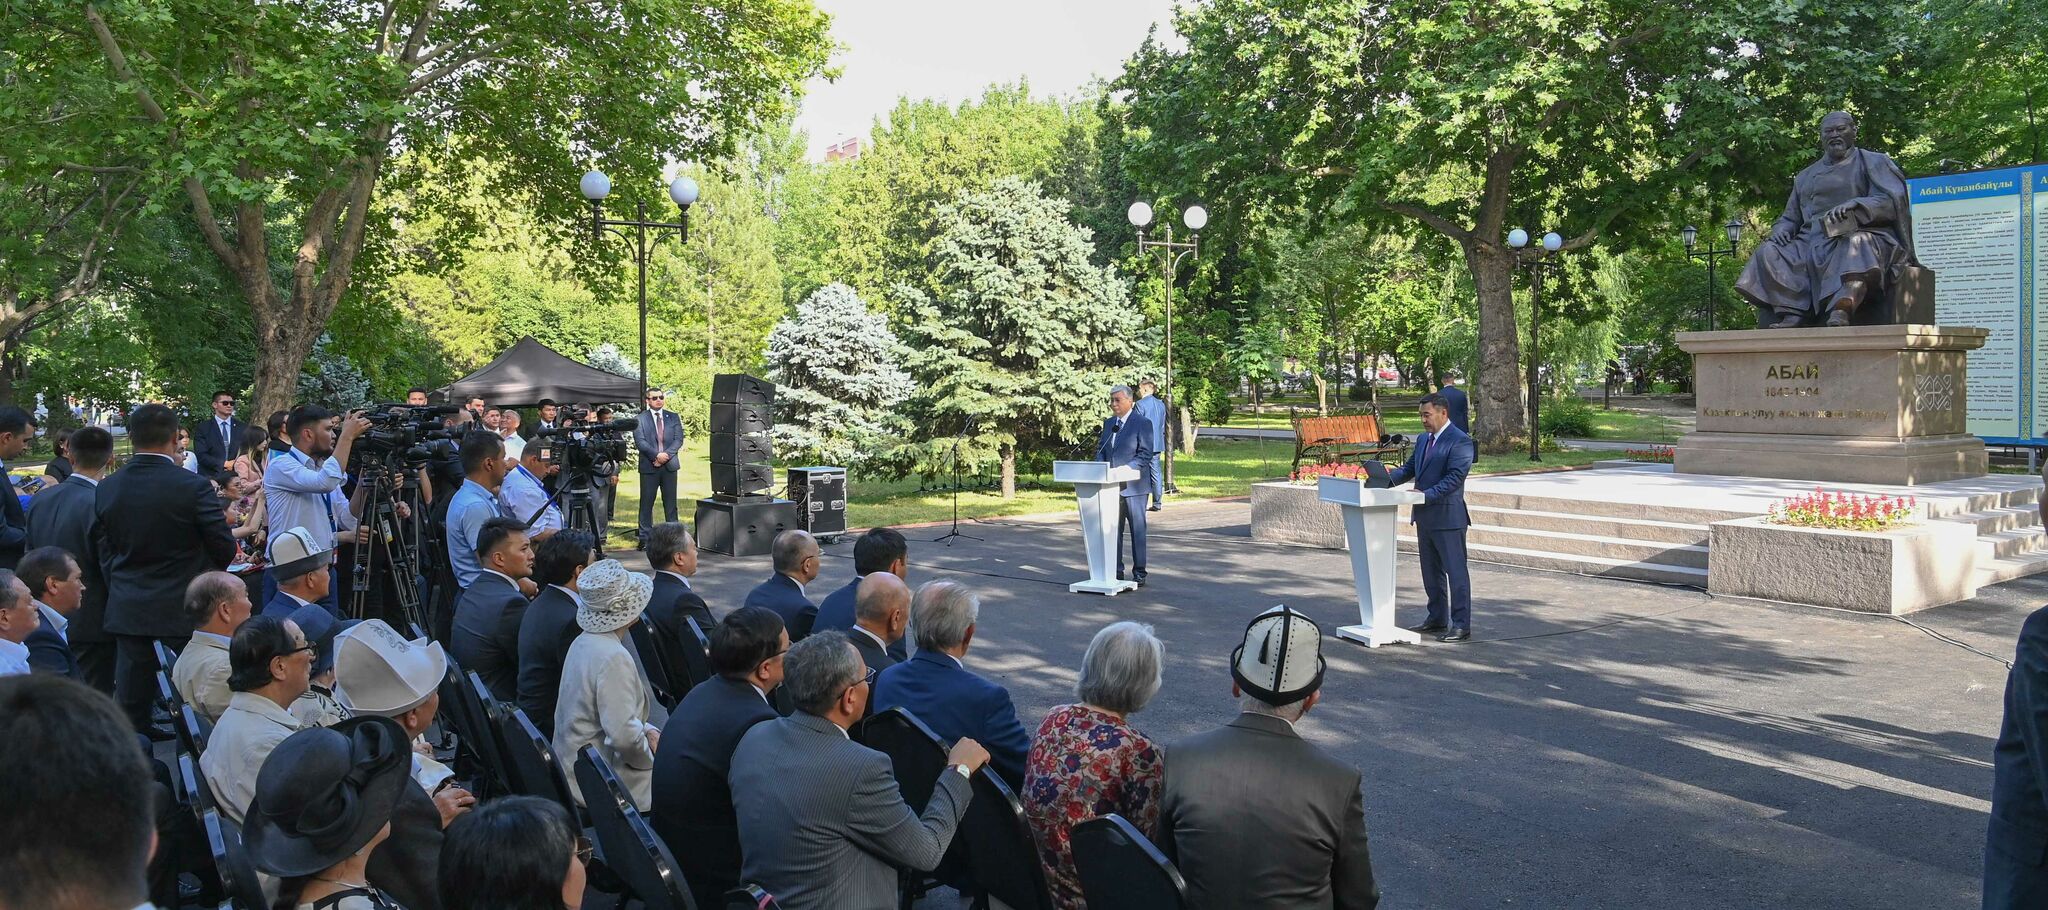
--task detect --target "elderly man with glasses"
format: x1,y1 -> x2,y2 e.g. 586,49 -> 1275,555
634,389 -> 685,548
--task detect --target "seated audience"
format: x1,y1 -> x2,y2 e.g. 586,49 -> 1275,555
517,529 -> 598,738
242,716 -> 414,910
646,521 -> 713,644
0,675 -> 159,910
19,546 -> 84,678
174,570 -> 252,722
1160,606 -> 1378,909
262,526 -> 335,619
743,529 -> 820,639
336,619 -> 473,910
814,527 -> 910,661
731,631 -> 990,910
1024,621 -> 1168,909
555,559 -> 662,810
439,795 -> 587,910
286,604 -> 354,728
872,580 -> 1033,787
203,613 -> 313,823
498,443 -> 559,538
651,606 -> 789,907
450,517 -> 533,702
0,569 -> 34,676
849,573 -> 909,675
25,423 -> 114,692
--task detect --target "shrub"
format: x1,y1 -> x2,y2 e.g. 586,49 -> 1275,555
1539,395 -> 1597,438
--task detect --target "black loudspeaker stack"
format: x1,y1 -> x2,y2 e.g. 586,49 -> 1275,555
787,467 -> 847,537
696,373 -> 796,557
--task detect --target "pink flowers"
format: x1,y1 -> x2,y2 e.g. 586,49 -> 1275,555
1626,445 -> 1675,463
1767,487 -> 1916,531
1291,463 -> 1367,485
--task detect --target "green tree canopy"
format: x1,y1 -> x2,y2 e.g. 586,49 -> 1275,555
765,283 -> 911,472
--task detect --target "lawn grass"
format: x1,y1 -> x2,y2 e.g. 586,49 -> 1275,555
1214,400 -> 1685,443
598,437 -> 1613,542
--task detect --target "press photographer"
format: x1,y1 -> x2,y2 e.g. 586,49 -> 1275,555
261,404 -> 371,611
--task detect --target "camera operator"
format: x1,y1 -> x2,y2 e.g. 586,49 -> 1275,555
591,406 -> 620,532
500,443 -> 563,542
262,405 -> 373,611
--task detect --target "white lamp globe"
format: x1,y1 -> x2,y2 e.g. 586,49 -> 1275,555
1183,205 -> 1209,231
669,176 -> 700,207
580,170 -> 612,201
1507,228 -> 1529,249
1542,231 -> 1563,252
1127,201 -> 1154,228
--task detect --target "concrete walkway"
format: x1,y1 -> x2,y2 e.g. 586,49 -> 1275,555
677,498 -> 2014,909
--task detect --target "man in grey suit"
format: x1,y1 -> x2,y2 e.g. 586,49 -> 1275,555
1161,605 -> 1380,909
634,389 -> 684,545
729,630 -> 990,910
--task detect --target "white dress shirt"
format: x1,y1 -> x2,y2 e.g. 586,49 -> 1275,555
499,465 -> 561,534
0,637 -> 29,677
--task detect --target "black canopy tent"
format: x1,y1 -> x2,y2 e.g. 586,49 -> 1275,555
434,336 -> 641,408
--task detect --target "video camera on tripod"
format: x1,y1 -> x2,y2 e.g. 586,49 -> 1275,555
344,403 -> 461,632
351,404 -> 464,468
522,416 -> 637,547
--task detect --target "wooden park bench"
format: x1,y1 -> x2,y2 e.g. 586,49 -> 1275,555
1289,409 -> 1410,469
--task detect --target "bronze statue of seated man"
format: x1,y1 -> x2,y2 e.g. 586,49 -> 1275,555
1736,111 -> 1920,328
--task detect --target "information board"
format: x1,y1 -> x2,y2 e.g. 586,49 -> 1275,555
1907,164 -> 2045,441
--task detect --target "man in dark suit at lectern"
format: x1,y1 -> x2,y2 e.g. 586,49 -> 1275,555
1385,393 -> 1475,642
1097,385 -> 1156,587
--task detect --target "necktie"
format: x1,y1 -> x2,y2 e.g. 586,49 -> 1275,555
655,413 -> 665,451
1420,431 -> 1434,465
221,419 -> 232,451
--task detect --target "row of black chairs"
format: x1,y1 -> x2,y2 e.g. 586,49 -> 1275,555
153,641 -> 267,910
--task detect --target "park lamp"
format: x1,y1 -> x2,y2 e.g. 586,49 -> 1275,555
1128,201 -> 1208,233
1724,217 -> 1746,247
1681,224 -> 1699,251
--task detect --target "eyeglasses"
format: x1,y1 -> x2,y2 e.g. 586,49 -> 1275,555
859,666 -> 877,687
575,835 -> 594,865
286,643 -> 316,657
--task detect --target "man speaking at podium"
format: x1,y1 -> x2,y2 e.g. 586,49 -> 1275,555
1385,393 -> 1474,642
1098,385 -> 1156,588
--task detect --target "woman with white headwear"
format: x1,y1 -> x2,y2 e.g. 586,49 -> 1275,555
553,558 -> 662,810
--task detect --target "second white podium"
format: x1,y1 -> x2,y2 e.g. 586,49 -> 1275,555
1317,476 -> 1426,647
1053,460 -> 1142,595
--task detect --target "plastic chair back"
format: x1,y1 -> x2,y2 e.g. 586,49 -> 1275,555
1071,813 -> 1189,910
575,746 -> 697,910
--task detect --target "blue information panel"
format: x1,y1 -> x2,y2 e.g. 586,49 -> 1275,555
1907,165 -> 2046,440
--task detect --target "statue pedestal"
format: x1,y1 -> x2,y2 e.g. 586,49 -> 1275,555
1675,324 -> 1987,485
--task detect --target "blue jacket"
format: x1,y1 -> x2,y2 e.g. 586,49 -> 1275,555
814,576 -> 909,662
1134,393 -> 1168,452
1387,423 -> 1474,532
1438,385 -> 1470,433
1095,411 -> 1157,499
650,674 -> 780,907
260,590 -> 321,621
1989,605 -> 2048,907
741,573 -> 817,640
871,650 -> 1031,788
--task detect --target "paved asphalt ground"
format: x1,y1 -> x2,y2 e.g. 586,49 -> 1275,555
645,499 -> 2027,910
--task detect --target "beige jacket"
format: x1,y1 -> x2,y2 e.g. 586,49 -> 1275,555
554,628 -> 658,810
173,631 -> 234,723
201,691 -> 304,823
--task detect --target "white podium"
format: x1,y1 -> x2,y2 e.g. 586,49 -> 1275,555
1317,476 -> 1426,647
1053,460 -> 1142,595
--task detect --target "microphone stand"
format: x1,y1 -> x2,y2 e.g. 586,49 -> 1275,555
930,419 -> 982,546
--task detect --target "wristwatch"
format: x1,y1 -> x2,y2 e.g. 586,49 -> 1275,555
950,763 -> 973,780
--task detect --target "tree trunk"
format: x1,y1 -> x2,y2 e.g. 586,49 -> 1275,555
1465,242 -> 1526,452
1363,350 -> 1379,408
1000,443 -> 1016,499
1177,405 -> 1196,456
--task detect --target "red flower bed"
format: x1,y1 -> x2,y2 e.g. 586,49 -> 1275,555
1625,445 -> 1675,463
1767,487 -> 1916,531
1290,463 -> 1369,485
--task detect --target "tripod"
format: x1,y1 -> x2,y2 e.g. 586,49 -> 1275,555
349,461 -> 429,634
931,423 -> 982,546
524,465 -> 609,555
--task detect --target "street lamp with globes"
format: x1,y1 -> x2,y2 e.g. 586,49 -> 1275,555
1680,218 -> 1746,332
581,169 -> 699,402
1129,200 -> 1206,495
1508,228 -> 1566,462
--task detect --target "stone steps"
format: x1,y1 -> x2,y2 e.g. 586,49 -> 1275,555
1979,549 -> 2048,587
1395,534 -> 1710,587
1935,505 -> 2042,536
1458,505 -> 1711,546
1461,489 -> 1752,527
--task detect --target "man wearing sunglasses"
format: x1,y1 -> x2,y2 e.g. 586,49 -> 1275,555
634,389 -> 685,547
191,390 -> 247,482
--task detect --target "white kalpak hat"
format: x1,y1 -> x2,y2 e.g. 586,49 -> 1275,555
1231,605 -> 1326,707
268,526 -> 330,583
333,620 -> 448,716
577,559 -> 652,634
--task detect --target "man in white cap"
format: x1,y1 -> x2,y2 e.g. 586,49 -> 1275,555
333,618 -> 474,910
1159,605 -> 1379,909
261,526 -> 333,620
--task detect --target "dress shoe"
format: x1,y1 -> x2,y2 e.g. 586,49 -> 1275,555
1134,576 -> 1147,588
1436,627 -> 1471,643
1148,504 -> 1162,512
1826,307 -> 1852,327
1408,622 -> 1448,634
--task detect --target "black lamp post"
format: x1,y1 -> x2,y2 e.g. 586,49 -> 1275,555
1682,218 -> 1746,332
1508,228 -> 1564,463
1128,200 -> 1206,495
580,169 -> 698,403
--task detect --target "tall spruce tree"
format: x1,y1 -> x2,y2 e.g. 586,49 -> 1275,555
897,177 -> 1141,498
764,283 -> 912,472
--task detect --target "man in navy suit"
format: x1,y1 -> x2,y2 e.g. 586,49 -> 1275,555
1438,376 -> 1471,434
19,546 -> 83,678
647,522 -> 715,647
634,389 -> 685,544
651,605 -> 787,909
813,527 -> 909,662
1097,385 -> 1156,586
871,579 -> 1032,788
27,425 -> 113,691
449,517 -> 533,701
1989,603 -> 2048,907
1385,393 -> 1475,642
743,530 -> 820,640
1136,380 -> 1169,510
190,390 -> 247,482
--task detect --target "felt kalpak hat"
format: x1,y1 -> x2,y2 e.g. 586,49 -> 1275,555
241,715 -> 411,878
577,558 -> 651,634
1231,605 -> 1327,707
333,619 -> 448,716
268,526 -> 330,582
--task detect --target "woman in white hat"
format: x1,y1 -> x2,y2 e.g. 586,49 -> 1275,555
553,558 -> 662,810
